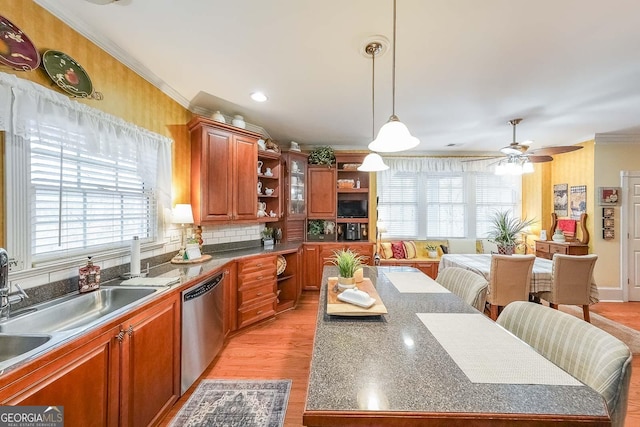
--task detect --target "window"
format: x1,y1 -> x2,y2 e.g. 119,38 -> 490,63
377,158 -> 521,239
1,72 -> 172,271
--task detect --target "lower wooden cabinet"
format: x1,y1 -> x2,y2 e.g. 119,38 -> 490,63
0,294 -> 180,427
303,242 -> 375,290
378,259 -> 440,279
236,255 -> 277,329
535,240 -> 589,260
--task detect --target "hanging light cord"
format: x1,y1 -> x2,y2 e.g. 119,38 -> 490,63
372,47 -> 376,139
391,0 -> 397,117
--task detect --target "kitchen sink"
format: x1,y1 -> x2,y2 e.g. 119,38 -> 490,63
0,334 -> 51,362
0,287 -> 158,334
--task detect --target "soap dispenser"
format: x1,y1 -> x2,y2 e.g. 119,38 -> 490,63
79,256 -> 101,293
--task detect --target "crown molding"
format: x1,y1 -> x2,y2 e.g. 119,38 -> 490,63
595,133 -> 640,144
35,0 -> 192,111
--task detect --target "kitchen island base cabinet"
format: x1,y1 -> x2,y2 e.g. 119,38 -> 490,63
0,294 -> 180,427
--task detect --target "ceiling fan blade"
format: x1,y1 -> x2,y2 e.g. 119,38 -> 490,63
527,155 -> 553,163
461,156 -> 502,163
530,145 -> 583,156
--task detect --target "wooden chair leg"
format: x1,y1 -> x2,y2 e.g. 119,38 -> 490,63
582,305 -> 591,323
490,304 -> 499,321
550,303 -> 558,310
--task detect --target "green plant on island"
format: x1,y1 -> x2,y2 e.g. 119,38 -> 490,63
307,146 -> 335,166
329,249 -> 367,279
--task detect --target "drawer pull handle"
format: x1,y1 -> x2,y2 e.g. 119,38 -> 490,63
257,263 -> 263,267
257,275 -> 263,280
257,292 -> 263,296
256,310 -> 263,315
116,330 -> 126,342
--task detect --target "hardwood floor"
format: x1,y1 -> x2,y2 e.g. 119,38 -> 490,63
159,295 -> 640,426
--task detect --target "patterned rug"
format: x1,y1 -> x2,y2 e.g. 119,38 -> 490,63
169,379 -> 291,427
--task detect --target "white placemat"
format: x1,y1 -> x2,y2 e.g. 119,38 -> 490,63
416,313 -> 582,386
120,277 -> 180,287
384,271 -> 450,293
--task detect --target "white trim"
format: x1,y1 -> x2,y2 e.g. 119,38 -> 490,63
620,170 -> 640,302
595,133 -> 640,144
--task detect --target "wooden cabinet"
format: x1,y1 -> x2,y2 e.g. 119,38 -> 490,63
414,261 -> 439,279
335,154 -> 371,242
302,242 -> 375,290
236,255 -> 277,329
224,264 -> 237,336
189,116 -> 260,223
277,248 -> 302,312
281,151 -> 308,243
535,240 -> 589,260
258,150 -> 282,222
307,166 -> 337,219
2,294 -> 180,427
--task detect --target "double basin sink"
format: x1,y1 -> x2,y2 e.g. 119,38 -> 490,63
0,286 -> 168,370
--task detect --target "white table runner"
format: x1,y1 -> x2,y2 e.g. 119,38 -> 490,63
417,313 -> 582,386
384,271 -> 450,293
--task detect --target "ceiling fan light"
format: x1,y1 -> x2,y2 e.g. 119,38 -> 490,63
358,153 -> 389,171
522,161 -> 535,174
368,116 -> 419,153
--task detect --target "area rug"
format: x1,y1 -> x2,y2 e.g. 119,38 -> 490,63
559,305 -> 640,355
169,379 -> 291,427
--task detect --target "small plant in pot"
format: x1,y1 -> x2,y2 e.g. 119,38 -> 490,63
487,210 -> 535,255
426,244 -> 438,258
262,226 -> 275,248
307,219 -> 326,241
330,249 -> 367,289
308,146 -> 335,166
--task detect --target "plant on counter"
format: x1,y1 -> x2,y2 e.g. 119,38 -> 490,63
262,227 -> 275,248
308,220 -> 325,236
330,249 -> 367,287
426,244 -> 438,258
487,210 -> 535,255
308,146 -> 335,166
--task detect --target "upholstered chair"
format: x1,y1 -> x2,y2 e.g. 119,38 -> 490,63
498,301 -> 632,427
545,253 -> 598,322
486,254 -> 535,320
435,267 -> 488,312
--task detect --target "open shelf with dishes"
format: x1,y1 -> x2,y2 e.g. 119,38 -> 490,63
257,150 -> 281,222
276,250 -> 299,313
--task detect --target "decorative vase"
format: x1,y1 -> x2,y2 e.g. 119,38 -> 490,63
212,111 -> 226,123
232,115 -> 246,128
497,244 -> 515,255
337,276 -> 356,290
428,250 -> 438,259
552,229 -> 566,242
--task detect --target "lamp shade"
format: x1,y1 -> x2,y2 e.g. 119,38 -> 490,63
368,115 -> 419,153
358,153 -> 389,172
172,204 -> 194,225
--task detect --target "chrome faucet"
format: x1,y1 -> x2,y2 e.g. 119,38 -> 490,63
0,248 -> 28,320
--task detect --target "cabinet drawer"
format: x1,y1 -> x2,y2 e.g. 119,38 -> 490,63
535,242 -> 550,252
238,269 -> 276,288
549,245 -> 567,255
238,282 -> 275,307
238,256 -> 276,275
237,297 -> 276,329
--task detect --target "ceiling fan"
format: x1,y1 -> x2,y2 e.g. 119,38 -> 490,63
496,118 -> 583,164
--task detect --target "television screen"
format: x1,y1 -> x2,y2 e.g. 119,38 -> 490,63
338,200 -> 368,218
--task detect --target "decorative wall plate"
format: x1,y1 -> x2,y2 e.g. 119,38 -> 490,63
0,15 -> 41,71
42,50 -> 94,98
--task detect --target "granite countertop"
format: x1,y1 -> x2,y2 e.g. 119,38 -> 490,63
304,266 -> 608,423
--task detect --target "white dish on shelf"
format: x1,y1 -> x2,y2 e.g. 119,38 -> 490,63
337,289 -> 376,308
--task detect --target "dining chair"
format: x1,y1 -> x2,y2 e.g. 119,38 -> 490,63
545,254 -> 598,322
435,267 -> 488,312
498,301 -> 632,427
486,254 -> 535,320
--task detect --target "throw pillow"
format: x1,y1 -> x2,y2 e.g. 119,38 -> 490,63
391,241 -> 406,259
403,241 -> 417,259
440,244 -> 449,254
380,242 -> 393,259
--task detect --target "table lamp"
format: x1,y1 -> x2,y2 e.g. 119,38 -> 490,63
172,204 -> 194,260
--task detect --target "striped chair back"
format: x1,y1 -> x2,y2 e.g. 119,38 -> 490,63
436,267 -> 488,312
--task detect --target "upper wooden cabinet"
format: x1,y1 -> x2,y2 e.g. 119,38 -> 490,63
308,166 -> 337,219
189,116 -> 260,223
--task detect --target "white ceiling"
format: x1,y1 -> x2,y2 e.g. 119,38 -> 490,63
36,0 -> 640,155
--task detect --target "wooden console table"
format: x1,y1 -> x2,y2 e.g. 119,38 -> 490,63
535,240 -> 589,260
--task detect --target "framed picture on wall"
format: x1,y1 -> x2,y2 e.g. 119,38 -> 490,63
599,187 -> 621,205
603,207 -> 614,218
553,183 -> 568,217
570,185 -> 587,220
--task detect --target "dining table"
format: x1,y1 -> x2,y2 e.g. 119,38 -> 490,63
302,266 -> 610,426
438,253 -> 599,303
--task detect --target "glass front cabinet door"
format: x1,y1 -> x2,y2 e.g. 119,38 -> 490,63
286,151 -> 307,220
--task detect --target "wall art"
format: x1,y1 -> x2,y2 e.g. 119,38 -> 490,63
570,185 -> 586,220
553,183 -> 568,217
598,187 -> 620,205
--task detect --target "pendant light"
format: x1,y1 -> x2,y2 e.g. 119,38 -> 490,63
368,0 -> 419,153
359,42 -> 389,172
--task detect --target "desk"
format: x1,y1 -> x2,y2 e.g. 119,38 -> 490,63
439,254 -> 599,304
303,266 -> 610,426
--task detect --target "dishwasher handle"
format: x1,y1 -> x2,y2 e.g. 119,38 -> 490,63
183,272 -> 224,302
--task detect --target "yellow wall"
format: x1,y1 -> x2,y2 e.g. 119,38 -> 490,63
0,1 -> 193,246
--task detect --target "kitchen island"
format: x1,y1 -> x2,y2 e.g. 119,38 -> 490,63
303,266 -> 610,426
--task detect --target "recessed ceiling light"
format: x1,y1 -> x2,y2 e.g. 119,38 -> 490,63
251,92 -> 268,102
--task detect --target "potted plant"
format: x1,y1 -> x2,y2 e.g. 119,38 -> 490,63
329,249 -> 367,289
262,226 -> 274,248
308,146 -> 335,166
307,219 -> 326,241
487,210 -> 535,255
426,244 -> 438,259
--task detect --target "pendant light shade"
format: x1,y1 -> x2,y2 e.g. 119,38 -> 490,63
368,115 -> 419,152
368,0 -> 419,153
358,152 -> 389,171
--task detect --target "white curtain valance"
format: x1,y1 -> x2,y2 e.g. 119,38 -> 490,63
0,70 -> 173,208
381,156 -> 498,174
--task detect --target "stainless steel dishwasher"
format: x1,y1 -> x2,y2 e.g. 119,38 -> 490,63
181,271 -> 224,394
